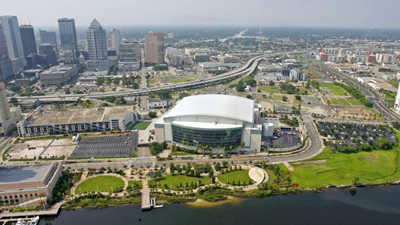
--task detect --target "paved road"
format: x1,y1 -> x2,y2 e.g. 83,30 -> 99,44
12,51 -> 302,101
59,115 -> 322,170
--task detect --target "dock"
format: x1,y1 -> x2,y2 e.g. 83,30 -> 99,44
141,179 -> 163,210
0,201 -> 63,219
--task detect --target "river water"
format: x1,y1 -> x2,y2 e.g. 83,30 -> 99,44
38,185 -> 400,225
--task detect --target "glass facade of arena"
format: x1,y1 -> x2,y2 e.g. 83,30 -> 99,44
171,124 -> 242,147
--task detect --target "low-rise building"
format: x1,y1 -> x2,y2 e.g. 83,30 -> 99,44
0,163 -> 62,205
40,64 -> 77,85
148,98 -> 168,109
17,106 -> 139,137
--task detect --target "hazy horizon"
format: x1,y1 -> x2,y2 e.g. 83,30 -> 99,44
1,0 -> 399,29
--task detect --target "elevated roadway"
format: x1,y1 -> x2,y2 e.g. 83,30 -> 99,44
12,51 -> 299,101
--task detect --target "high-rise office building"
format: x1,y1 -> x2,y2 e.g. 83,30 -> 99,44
145,31 -> 165,64
0,16 -> 26,74
58,18 -> 78,64
86,19 -> 109,70
39,29 -> 57,46
110,29 -> 121,54
19,25 -> 37,57
0,83 -> 12,135
0,24 -> 13,81
39,44 -> 58,66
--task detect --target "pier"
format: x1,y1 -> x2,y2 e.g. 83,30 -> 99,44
141,179 -> 163,210
0,201 -> 63,219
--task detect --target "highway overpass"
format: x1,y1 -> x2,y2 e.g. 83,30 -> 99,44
12,51 -> 299,101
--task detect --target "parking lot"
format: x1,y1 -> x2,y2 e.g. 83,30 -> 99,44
318,122 -> 395,149
269,134 -> 301,148
8,138 -> 76,160
70,132 -> 138,158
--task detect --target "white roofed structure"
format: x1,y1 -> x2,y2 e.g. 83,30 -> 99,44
164,94 -> 254,124
155,94 -> 262,153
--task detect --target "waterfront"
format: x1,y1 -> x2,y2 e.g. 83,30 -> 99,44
38,185 -> 400,225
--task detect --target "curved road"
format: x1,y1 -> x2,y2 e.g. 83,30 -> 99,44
12,51 -> 300,101
61,116 -> 323,170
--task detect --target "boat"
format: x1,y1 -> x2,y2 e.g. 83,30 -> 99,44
30,216 -> 40,225
14,216 -> 39,225
16,218 -> 27,225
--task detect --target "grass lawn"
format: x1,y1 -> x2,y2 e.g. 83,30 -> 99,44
266,169 -> 277,184
329,98 -> 351,105
167,75 -> 201,83
171,151 -> 197,156
346,98 -> 364,106
217,170 -> 252,185
127,180 -> 142,191
258,86 -> 281,93
150,175 -> 211,190
290,130 -> 400,188
130,121 -> 151,130
320,83 -> 348,96
76,176 -> 125,194
389,80 -> 399,88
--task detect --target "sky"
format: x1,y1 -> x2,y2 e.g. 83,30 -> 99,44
1,0 -> 399,29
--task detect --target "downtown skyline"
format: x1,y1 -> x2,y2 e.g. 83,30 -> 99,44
1,0 -> 399,29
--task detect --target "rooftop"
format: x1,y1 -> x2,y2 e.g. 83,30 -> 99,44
41,65 -> 76,75
0,163 -> 53,185
164,94 -> 255,123
25,106 -> 133,126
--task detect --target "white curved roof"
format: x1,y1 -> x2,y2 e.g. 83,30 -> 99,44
164,94 -> 254,123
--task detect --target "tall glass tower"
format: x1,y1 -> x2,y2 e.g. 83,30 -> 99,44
58,18 -> 78,63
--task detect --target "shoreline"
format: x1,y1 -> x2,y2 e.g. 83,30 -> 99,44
58,181 -> 400,211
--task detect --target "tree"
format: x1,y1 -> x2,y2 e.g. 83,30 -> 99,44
106,77 -> 112,85
113,77 -> 121,85
148,111 -> 157,118
10,97 -> 18,106
295,95 -> 301,101
269,80 -> 275,86
392,122 -> 400,130
282,96 -> 288,102
95,76 -> 105,86
235,80 -> 245,92
122,75 -> 127,86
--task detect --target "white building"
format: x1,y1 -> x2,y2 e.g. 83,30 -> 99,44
376,53 -> 396,64
395,81 -> 400,114
148,98 -> 168,109
110,29 -> 121,54
155,95 -> 263,153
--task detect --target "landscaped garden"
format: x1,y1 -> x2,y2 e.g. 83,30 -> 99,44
217,169 -> 253,186
75,176 -> 125,194
149,175 -> 211,190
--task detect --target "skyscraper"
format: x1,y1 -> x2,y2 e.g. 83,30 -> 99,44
110,28 -> 121,54
0,16 -> 26,74
0,24 -> 13,81
0,83 -> 12,135
86,19 -> 109,70
19,25 -> 37,57
58,18 -> 78,64
145,31 -> 165,64
39,29 -> 57,46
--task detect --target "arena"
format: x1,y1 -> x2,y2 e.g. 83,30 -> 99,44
155,94 -> 263,152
